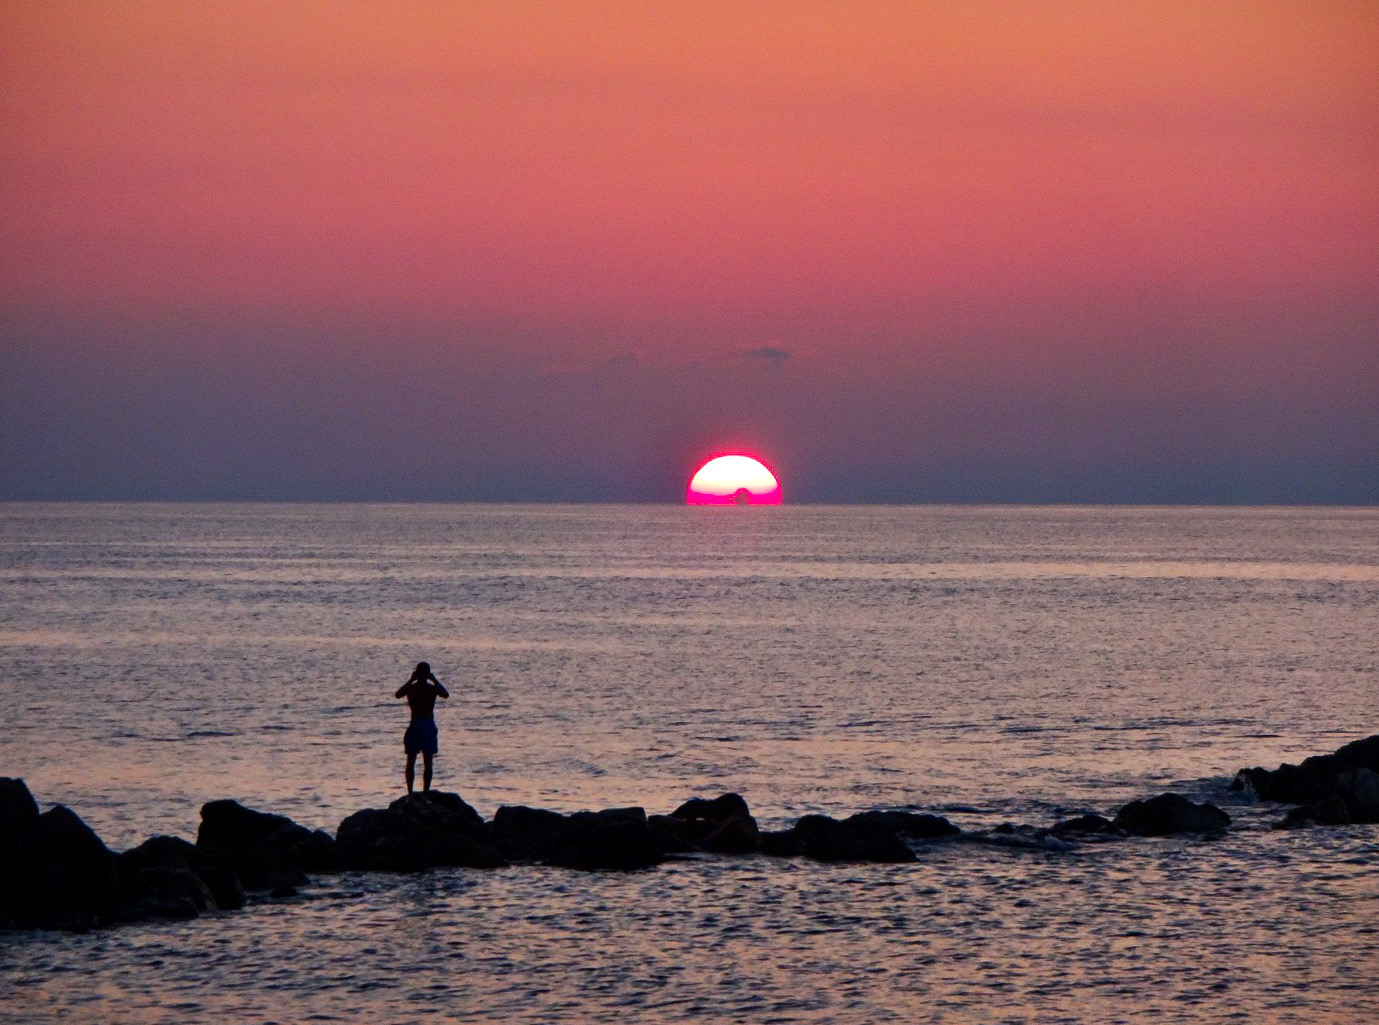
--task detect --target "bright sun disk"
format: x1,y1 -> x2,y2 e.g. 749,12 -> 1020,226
686,455 -> 782,505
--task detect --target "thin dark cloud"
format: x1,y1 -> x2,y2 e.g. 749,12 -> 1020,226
734,345 -> 792,363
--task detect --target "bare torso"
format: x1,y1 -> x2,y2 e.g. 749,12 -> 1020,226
397,679 -> 448,721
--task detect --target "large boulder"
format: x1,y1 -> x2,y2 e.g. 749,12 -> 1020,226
198,863 -> 247,911
1235,735 -> 1379,823
1336,768 -> 1379,822
549,807 -> 664,871
123,833 -> 234,900
196,799 -> 342,890
768,813 -> 916,863
656,793 -> 762,854
119,865 -> 216,921
0,777 -> 40,836
121,834 -> 201,873
118,835 -> 221,919
486,804 -> 665,871
1,804 -> 122,930
1112,794 -> 1230,837
490,805 -> 570,863
337,792 -> 504,872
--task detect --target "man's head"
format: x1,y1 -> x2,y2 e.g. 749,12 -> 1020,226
415,661 -> 431,678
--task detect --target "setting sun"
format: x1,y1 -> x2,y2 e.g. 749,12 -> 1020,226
686,455 -> 782,505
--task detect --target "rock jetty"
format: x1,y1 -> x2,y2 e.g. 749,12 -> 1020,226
2,733 -> 1373,932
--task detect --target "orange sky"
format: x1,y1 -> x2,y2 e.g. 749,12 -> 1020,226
1,2 -> 1376,500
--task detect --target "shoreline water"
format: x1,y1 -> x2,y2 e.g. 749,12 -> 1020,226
3,504 -> 1376,1022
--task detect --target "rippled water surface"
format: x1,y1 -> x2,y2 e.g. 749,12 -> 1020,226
1,504 -> 1376,1023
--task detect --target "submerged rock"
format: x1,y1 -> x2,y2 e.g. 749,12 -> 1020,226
847,810 -> 960,840
963,825 -> 1077,852
761,807 -> 957,863
337,792 -> 504,872
1279,795 -> 1352,829
1112,793 -> 1230,837
1051,813 -> 1121,838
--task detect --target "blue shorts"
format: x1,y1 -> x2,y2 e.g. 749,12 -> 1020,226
404,719 -> 439,756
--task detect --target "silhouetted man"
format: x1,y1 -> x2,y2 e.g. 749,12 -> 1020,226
395,661 -> 449,794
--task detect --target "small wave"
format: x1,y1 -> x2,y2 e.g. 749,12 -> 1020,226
186,729 -> 239,739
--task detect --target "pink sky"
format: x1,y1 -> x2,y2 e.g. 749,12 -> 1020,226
2,2 -> 1376,500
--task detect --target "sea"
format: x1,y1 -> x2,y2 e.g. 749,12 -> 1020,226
1,503 -> 1376,1024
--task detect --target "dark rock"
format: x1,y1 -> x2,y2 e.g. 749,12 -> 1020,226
2,805 -> 122,929
788,814 -> 916,863
196,800 -> 342,890
298,829 -> 347,872
0,777 -> 40,836
547,807 -> 664,871
1279,795 -> 1352,829
662,793 -> 762,854
121,866 -> 215,921
647,815 -> 699,854
1112,793 -> 1230,837
490,805 -> 570,862
117,835 -> 210,920
121,835 -> 201,873
1051,814 -> 1121,837
197,863 -> 246,911
1235,735 -> 1379,811
759,829 -> 802,857
336,792 -> 504,872
1336,768 -> 1379,823
848,810 -> 960,840
393,791 -> 487,840
487,804 -> 665,871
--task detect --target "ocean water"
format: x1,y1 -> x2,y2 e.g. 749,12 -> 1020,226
1,502 -> 1376,1024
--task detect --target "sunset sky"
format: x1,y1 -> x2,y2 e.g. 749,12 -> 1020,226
2,1 -> 1376,502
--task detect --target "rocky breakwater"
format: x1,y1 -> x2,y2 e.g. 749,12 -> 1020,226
13,734 -> 1379,932
1234,734 -> 1379,827
0,778 -> 345,932
336,792 -> 668,871
335,792 -> 964,871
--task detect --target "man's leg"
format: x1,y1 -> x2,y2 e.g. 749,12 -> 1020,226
405,751 -> 417,794
422,751 -> 434,792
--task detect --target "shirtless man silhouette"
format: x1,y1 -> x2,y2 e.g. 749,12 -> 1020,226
395,661 -> 449,794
